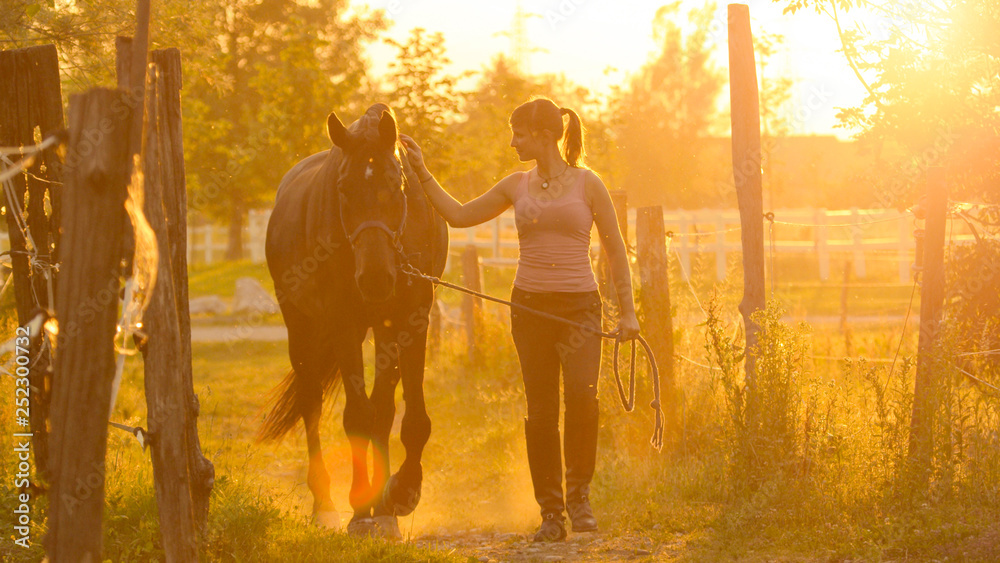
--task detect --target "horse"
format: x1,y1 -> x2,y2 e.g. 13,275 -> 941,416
259,103 -> 448,537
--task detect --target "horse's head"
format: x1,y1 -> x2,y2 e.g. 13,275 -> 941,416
328,106 -> 407,304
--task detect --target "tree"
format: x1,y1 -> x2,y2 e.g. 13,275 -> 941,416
0,0 -> 216,91
182,0 -> 385,259
444,56 -> 540,201
776,0 -> 998,209
2,0 -> 386,260
422,54 -> 619,203
756,32 -> 795,211
380,28 -> 466,184
777,0 -> 1000,479
610,1 -> 726,208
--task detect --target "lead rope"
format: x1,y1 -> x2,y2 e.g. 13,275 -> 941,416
398,262 -> 664,451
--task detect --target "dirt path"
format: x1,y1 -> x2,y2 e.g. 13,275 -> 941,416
190,323 -> 287,342
410,530 -> 684,562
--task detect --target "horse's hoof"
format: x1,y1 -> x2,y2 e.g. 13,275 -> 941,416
381,472 -> 421,517
373,515 -> 402,541
311,510 -> 342,531
346,516 -> 377,536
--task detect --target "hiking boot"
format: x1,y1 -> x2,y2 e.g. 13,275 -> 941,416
533,512 -> 567,542
567,494 -> 598,532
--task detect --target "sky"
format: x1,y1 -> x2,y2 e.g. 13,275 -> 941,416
353,0 -> 883,139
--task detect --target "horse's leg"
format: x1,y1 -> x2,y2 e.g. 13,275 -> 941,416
381,313 -> 430,517
286,320 -> 339,529
370,328 -> 402,538
302,380 -> 339,529
340,342 -> 378,534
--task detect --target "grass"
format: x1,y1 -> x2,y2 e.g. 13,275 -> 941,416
188,260 -> 274,300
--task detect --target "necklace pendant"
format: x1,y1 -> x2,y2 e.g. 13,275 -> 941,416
541,181 -> 549,189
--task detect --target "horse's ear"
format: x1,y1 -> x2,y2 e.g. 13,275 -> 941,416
377,111 -> 397,150
327,112 -> 350,149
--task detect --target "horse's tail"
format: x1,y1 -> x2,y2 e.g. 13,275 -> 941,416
257,366 -> 343,442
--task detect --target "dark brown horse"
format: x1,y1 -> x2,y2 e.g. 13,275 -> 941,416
260,103 -> 448,536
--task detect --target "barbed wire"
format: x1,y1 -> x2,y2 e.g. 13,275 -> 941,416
677,353 -> 721,371
109,420 -> 148,448
955,366 -> 1000,395
770,215 -> 905,229
956,349 -> 1000,358
0,134 -> 62,157
1,135 -> 159,450
668,227 -> 743,238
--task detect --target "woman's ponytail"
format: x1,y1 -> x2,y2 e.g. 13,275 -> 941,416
510,98 -> 587,168
560,107 -> 585,168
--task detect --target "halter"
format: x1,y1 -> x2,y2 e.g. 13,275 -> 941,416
341,181 -> 409,259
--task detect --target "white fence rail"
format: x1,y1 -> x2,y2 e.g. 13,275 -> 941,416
434,207 -> 951,284
4,207 -> 975,283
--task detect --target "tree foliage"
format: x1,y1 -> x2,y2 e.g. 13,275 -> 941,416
443,56 -> 540,202
775,0 -> 998,208
2,0 -> 385,258
181,0 -> 385,258
380,28 -> 466,185
776,0 -> 1000,468
609,1 -> 726,208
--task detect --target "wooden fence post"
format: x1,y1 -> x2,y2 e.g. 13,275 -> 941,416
47,87 -> 132,562
151,46 -> 216,535
728,3 -> 766,384
636,206 -> 676,440
140,64 -> 200,562
462,245 -> 481,359
0,44 -> 64,482
909,167 -> 948,476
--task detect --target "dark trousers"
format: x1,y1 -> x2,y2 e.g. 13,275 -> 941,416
510,287 -> 602,518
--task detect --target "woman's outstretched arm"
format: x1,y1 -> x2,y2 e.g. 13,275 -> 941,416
401,134 -> 515,228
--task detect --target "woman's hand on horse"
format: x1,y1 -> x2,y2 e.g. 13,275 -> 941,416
615,311 -> 641,341
399,134 -> 427,174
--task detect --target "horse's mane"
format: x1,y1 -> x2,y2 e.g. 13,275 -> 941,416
346,103 -> 394,143
345,103 -> 418,188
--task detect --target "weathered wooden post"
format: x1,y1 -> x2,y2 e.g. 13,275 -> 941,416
636,206 -> 676,440
462,245 -> 481,359
0,44 -> 65,481
47,87 -> 132,563
728,3 -> 766,384
118,35 -> 214,539
909,167 -> 948,474
151,47 -> 215,534
139,64 -> 200,562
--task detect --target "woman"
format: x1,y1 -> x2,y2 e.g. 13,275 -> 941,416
400,97 -> 639,542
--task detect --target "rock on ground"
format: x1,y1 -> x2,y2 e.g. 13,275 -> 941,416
232,277 -> 279,314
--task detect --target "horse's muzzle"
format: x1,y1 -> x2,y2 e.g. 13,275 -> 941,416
356,268 -> 396,304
